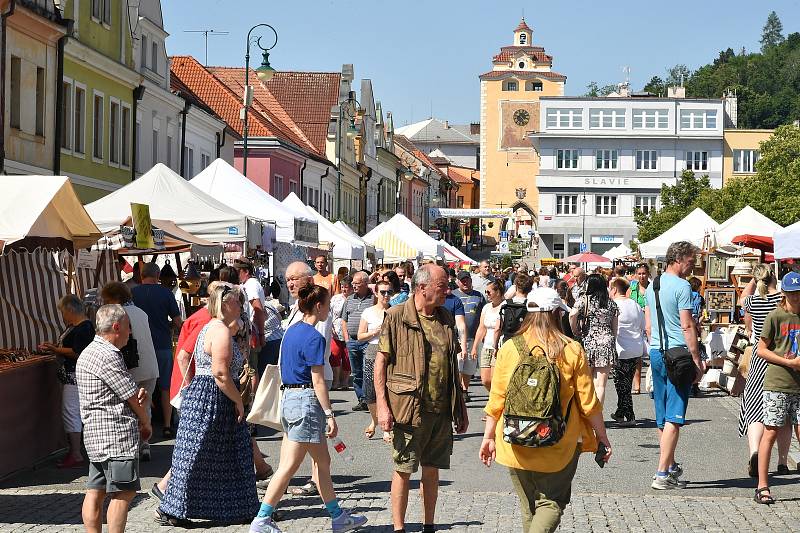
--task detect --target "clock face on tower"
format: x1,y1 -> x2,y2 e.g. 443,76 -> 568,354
513,109 -> 530,126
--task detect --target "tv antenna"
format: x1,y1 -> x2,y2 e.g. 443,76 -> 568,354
184,29 -> 229,66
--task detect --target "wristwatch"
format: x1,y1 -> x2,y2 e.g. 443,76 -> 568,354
324,409 -> 335,419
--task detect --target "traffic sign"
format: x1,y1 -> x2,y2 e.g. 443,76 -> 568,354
499,230 -> 508,241
579,242 -> 588,252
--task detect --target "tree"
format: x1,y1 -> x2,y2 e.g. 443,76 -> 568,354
643,76 -> 665,95
713,48 -> 735,66
583,81 -> 617,97
761,11 -> 785,52
634,171 -> 713,243
666,64 -> 692,87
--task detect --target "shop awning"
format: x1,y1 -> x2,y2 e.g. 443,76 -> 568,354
100,217 -> 224,258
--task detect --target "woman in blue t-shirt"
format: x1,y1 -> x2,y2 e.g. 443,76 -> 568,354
250,285 -> 367,533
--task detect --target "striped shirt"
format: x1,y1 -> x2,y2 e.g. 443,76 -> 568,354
342,291 -> 375,337
743,292 -> 783,343
264,301 -> 284,342
76,336 -> 139,462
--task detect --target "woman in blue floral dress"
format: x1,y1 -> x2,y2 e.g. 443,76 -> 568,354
158,285 -> 259,525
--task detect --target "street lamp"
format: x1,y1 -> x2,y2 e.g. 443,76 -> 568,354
336,91 -> 360,221
581,190 -> 588,252
242,23 -> 277,177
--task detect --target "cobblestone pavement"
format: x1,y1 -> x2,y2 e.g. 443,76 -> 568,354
3,375 -> 800,532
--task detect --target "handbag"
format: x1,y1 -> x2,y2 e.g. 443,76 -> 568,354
246,336 -> 284,431
738,345 -> 754,378
653,276 -> 697,388
239,360 -> 257,407
170,349 -> 195,410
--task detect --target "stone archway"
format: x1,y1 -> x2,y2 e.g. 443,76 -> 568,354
502,201 -> 537,235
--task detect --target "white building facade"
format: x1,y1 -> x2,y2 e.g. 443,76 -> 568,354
530,95 -> 725,258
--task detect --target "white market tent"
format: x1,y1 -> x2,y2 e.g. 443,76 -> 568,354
86,164 -> 252,243
439,240 -> 475,264
281,193 -> 365,260
363,213 -> 443,263
774,221 -> 800,260
603,244 -> 633,261
0,175 -> 102,251
638,208 -> 719,258
189,159 -> 318,247
715,205 -> 781,247
333,220 -> 378,261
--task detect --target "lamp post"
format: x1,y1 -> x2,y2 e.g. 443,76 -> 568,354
581,190 -> 587,253
242,23 -> 277,177
336,92 -> 360,221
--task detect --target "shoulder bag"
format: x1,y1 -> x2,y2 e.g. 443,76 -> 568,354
170,349 -> 195,410
653,275 -> 697,388
246,327 -> 288,431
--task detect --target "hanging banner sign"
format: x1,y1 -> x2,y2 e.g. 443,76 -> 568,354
429,208 -> 513,219
130,203 -> 154,249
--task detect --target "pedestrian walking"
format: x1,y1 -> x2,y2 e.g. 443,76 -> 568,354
313,254 -> 339,295
76,305 -> 151,533
330,275 -> 353,390
234,257 -> 266,370
738,265 -> 793,477
609,278 -> 646,425
249,284 -> 368,533
383,270 -> 409,307
374,264 -> 468,533
471,260 -> 497,296
341,271 -> 374,411
569,273 -> 619,404
472,280 -> 504,391
644,241 -> 704,490
453,271 -> 486,401
131,262 -> 183,437
754,271 -> 800,504
38,294 -> 94,469
479,286 -> 612,533
627,263 -> 651,394
358,279 -> 392,441
157,285 -> 259,525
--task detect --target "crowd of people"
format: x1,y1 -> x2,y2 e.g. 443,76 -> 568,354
54,243 -> 800,532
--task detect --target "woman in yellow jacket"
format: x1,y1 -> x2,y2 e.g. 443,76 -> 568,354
479,287 -> 612,533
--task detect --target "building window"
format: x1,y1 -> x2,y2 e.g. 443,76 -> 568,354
502,80 -> 518,91
595,195 -> 617,216
595,149 -> 618,170
92,0 -> 110,24
140,35 -> 148,68
74,84 -> 85,154
9,56 -> 20,129
166,135 -> 173,168
556,195 -> 579,215
457,195 -> 464,208
91,0 -> 101,19
589,108 -> 626,129
60,80 -> 73,150
272,174 -> 284,199
201,153 -> 210,170
135,119 -> 141,171
35,67 -> 45,136
183,147 -> 194,177
152,128 -> 159,168
151,42 -> 158,74
92,92 -> 104,160
121,104 -> 131,167
633,109 -> 668,129
686,151 -> 708,171
546,108 -> 582,129
518,61 -> 525,69
680,109 -> 717,129
556,149 -> 579,169
102,0 -> 111,24
636,150 -> 658,170
635,195 -> 658,215
519,33 -> 527,45
733,149 -> 759,174
301,186 -> 308,202
109,99 -> 119,164
525,80 -> 543,91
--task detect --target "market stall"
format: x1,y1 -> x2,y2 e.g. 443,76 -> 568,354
0,176 -> 103,478
637,208 -> 718,259
281,193 -> 365,261
438,239 -> 476,264
774,220 -> 800,260
716,206 -> 781,249
362,213 -> 444,264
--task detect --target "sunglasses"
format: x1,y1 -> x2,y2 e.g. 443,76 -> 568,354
379,290 -> 395,296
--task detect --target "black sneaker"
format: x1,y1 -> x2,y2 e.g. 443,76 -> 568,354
352,401 -> 368,412
776,464 -> 791,475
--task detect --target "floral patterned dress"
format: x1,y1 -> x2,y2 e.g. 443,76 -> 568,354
575,296 -> 619,368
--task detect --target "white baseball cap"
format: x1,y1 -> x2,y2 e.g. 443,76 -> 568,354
526,287 -> 570,313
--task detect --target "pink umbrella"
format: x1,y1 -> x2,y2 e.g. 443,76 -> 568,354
562,252 -> 611,263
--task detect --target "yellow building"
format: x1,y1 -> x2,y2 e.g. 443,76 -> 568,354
722,129 -> 773,185
479,18 -> 565,240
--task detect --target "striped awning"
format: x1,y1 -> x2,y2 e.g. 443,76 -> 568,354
372,232 -> 419,263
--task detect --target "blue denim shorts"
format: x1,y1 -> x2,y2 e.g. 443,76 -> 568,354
281,388 -> 325,443
649,348 -> 690,428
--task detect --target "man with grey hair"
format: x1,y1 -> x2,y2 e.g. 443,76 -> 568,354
471,259 -> 496,296
570,266 -> 587,303
76,305 -> 151,533
342,270 -> 374,411
132,262 -> 182,437
644,241 -> 703,490
375,264 -> 468,533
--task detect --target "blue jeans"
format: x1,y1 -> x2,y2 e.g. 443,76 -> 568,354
347,339 -> 368,402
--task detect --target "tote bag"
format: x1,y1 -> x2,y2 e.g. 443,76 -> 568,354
247,338 -> 284,431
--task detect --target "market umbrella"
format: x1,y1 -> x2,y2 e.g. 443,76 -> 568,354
563,252 -> 610,263
731,234 -> 774,253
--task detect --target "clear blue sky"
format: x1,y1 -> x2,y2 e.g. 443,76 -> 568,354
163,0 -> 799,126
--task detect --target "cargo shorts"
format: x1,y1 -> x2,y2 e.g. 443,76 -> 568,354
392,411 -> 453,474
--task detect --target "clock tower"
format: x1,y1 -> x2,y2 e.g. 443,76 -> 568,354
479,18 -> 566,241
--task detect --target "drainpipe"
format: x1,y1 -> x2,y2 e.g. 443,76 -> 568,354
319,166 -> 330,217
131,85 -> 145,180
216,128 -> 226,159
53,28 -> 68,175
299,158 -> 307,203
179,98 -> 191,177
0,0 -> 16,174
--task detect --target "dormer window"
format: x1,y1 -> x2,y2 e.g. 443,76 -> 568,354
525,81 -> 543,91
519,33 -> 527,45
503,80 -> 518,92
518,61 -> 525,69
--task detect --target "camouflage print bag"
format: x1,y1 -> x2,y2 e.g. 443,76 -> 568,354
503,336 -> 571,448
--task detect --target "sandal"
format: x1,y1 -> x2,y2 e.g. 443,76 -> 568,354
632,389 -> 640,395
754,487 -> 775,505
364,426 -> 376,439
289,481 -> 319,496
382,432 -> 392,444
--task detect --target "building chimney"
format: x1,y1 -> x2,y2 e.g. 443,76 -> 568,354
443,120 -> 449,129
667,86 -> 686,99
723,90 -> 738,128
470,122 -> 480,135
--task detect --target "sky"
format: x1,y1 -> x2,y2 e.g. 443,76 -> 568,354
162,0 -> 800,127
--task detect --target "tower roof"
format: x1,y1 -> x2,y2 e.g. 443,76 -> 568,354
514,18 -> 531,32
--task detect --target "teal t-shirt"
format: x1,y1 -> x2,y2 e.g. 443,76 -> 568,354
645,273 -> 692,350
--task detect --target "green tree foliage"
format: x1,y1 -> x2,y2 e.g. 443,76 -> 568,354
643,76 -> 665,95
666,64 -> 692,86
761,11 -> 785,52
634,171 -> 712,243
583,81 -> 617,97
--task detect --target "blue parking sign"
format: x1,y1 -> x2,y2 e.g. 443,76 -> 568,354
580,242 -> 587,252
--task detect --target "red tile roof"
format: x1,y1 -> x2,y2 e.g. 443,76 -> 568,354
169,56 -> 321,157
479,70 -> 567,82
447,166 -> 479,184
493,46 -> 553,64
514,18 -> 532,32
